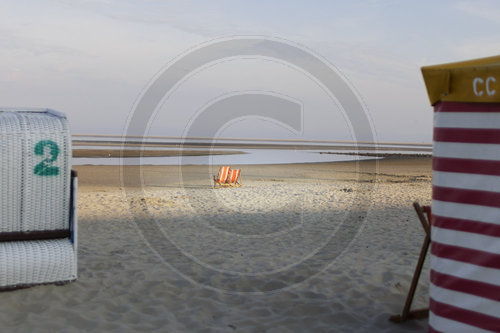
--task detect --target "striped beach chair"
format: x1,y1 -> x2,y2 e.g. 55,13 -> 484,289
213,166 -> 231,188
421,56 -> 500,332
227,169 -> 242,187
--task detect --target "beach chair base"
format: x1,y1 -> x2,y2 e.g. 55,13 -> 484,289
390,308 -> 429,323
213,181 -> 232,188
0,171 -> 78,291
214,181 -> 242,188
0,239 -> 77,290
389,202 -> 430,323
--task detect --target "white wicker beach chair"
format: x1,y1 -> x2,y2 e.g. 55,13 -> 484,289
0,109 -> 77,290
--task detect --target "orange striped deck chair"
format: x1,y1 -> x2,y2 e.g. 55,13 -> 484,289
228,169 -> 242,187
213,166 -> 231,188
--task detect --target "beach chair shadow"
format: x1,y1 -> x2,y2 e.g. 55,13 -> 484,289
389,202 -> 431,323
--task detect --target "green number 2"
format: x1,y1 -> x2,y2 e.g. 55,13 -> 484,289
34,140 -> 60,176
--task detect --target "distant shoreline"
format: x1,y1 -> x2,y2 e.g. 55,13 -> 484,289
319,151 -> 432,158
73,140 -> 432,152
72,149 -> 245,158
73,148 -> 431,159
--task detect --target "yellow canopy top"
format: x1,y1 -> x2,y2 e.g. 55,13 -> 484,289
421,55 -> 500,105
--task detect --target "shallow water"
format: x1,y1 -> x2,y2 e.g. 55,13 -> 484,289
72,149 -> 380,166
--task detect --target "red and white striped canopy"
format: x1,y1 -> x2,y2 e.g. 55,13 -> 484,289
431,101 -> 500,332
422,56 -> 500,332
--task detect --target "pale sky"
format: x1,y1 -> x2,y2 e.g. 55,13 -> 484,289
1,0 -> 499,143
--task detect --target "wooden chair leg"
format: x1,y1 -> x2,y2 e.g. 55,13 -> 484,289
414,202 -> 430,237
390,233 -> 430,322
390,202 -> 431,323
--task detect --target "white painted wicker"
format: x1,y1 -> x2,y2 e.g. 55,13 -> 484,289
0,108 -> 77,289
0,239 -> 76,287
0,109 -> 71,232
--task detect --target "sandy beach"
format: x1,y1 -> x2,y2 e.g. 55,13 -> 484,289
0,157 -> 432,332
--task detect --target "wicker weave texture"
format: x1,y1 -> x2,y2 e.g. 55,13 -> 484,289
0,239 -> 76,287
0,113 -> 23,232
0,110 -> 71,232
